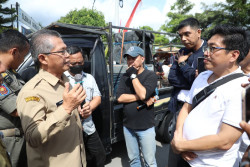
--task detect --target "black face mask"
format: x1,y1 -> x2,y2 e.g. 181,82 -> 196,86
69,65 -> 83,74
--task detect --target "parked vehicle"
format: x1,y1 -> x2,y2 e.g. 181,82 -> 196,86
18,22 -> 178,155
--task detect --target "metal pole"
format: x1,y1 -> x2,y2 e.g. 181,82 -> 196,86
108,22 -> 114,98
16,2 -> 19,31
11,4 -> 13,28
142,30 -> 147,64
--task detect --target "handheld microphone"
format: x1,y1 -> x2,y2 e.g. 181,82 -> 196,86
74,74 -> 85,107
137,95 -> 159,111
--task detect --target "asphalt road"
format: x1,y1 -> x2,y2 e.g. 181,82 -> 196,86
105,140 -> 170,167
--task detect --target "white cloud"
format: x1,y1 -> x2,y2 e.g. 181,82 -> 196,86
3,0 -> 226,30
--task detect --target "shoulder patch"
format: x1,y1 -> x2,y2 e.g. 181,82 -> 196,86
1,73 -> 8,78
0,84 -> 10,96
25,96 -> 40,102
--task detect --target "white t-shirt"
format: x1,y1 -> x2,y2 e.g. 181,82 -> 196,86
177,89 -> 190,102
183,68 -> 248,167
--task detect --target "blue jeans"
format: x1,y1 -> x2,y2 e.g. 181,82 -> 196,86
123,126 -> 157,167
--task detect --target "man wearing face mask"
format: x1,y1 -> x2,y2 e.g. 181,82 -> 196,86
64,46 -> 106,167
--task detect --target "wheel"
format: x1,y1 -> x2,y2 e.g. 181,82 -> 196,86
155,112 -> 174,143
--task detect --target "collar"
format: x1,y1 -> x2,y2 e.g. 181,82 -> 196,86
38,69 -> 69,86
64,71 -> 87,79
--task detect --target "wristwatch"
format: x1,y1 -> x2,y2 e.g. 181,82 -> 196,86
130,74 -> 137,80
178,61 -> 186,67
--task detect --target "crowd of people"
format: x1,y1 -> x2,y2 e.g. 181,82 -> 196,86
0,17 -> 249,167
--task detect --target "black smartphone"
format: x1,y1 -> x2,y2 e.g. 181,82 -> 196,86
197,57 -> 206,74
242,85 -> 250,122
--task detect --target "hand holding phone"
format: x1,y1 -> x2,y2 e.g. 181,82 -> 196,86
242,85 -> 250,122
197,57 -> 206,74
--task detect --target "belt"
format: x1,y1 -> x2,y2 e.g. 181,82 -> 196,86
0,128 -> 23,137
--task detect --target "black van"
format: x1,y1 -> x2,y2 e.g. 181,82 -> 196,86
18,22 -> 176,155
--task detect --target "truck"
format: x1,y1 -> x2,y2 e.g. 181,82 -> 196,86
17,22 -> 178,157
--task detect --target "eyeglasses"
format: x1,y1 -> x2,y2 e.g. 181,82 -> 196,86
42,49 -> 68,56
202,46 -> 231,54
70,62 -> 84,66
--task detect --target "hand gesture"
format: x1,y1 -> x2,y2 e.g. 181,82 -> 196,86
177,50 -> 193,64
62,82 -> 86,114
171,130 -> 185,154
126,66 -> 138,76
144,97 -> 156,107
240,121 -> 250,138
241,78 -> 250,88
181,152 -> 198,161
78,101 -> 92,119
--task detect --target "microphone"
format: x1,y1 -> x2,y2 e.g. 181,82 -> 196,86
137,95 -> 159,111
74,74 -> 85,107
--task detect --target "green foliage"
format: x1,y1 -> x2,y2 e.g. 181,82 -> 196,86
0,0 -> 16,32
154,33 -> 169,45
194,0 -> 250,39
160,0 -> 194,42
58,7 -> 106,27
161,0 -> 249,42
139,26 -> 153,31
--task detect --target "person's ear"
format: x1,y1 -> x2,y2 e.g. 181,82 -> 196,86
197,29 -> 201,38
9,48 -> 18,58
141,56 -> 145,63
229,50 -> 240,63
38,54 -> 48,65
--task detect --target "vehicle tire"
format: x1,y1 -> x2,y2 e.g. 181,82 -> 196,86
155,112 -> 174,143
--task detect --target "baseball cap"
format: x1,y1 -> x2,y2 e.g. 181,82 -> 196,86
124,46 -> 144,58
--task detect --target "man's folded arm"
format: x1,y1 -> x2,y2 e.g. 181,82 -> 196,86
176,123 -> 243,152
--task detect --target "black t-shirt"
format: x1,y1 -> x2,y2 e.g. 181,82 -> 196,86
116,69 -> 157,130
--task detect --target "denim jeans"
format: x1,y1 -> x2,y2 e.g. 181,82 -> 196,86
123,126 -> 157,167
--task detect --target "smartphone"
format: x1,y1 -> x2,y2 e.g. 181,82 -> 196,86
197,57 -> 206,74
242,85 -> 250,122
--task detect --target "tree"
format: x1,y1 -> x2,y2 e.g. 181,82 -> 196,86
161,0 -> 194,43
161,0 -> 194,33
0,0 -> 16,32
139,26 -> 169,45
195,0 -> 250,39
58,7 -> 106,27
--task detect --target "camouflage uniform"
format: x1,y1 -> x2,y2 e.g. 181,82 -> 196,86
0,70 -> 27,167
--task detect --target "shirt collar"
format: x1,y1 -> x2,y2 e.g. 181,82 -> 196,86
38,69 -> 69,86
64,70 -> 87,79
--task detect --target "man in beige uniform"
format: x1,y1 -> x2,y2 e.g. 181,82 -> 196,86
16,29 -> 87,167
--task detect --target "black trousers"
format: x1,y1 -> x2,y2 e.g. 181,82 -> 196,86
168,101 -> 191,167
168,146 -> 191,167
83,131 -> 106,167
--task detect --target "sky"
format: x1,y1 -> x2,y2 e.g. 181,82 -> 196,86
3,0 -> 226,31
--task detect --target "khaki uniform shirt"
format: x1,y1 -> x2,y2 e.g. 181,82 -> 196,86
17,69 -> 86,167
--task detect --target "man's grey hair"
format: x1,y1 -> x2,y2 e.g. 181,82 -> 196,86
30,29 -> 61,68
